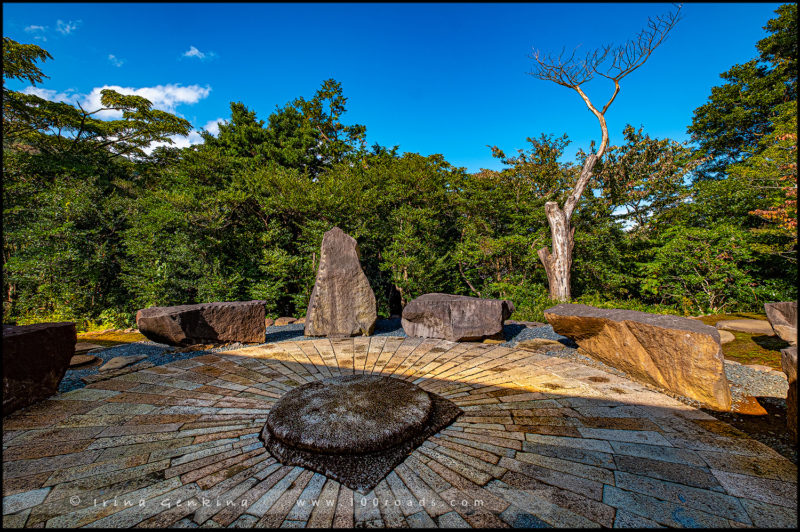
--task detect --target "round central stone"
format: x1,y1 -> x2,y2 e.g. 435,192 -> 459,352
266,374 -> 433,454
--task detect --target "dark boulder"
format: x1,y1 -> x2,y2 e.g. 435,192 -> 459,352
304,227 -> 377,337
136,300 -> 267,346
401,293 -> 514,342
3,322 -> 76,415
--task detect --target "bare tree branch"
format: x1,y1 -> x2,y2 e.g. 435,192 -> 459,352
527,4 -> 682,301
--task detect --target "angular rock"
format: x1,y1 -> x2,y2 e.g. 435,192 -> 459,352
2,322 -> 76,416
731,395 -> 768,416
136,300 -> 267,346
69,354 -> 101,368
544,304 -> 731,411
99,355 -> 147,372
402,293 -> 514,342
274,317 -> 296,326
719,330 -> 736,344
765,301 -> 797,345
782,345 -> 797,442
715,319 -> 774,336
74,342 -> 105,355
304,227 -> 377,337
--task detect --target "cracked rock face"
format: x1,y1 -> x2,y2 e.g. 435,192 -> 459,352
260,375 -> 462,492
304,227 -> 377,337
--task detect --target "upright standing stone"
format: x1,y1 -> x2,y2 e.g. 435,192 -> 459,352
545,304 -> 732,411
305,227 -> 377,337
3,322 -> 76,415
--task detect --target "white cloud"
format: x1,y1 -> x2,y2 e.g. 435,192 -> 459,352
144,117 -> 226,154
108,54 -> 124,67
24,83 -> 212,120
183,46 -> 205,59
24,25 -> 48,41
81,84 -> 212,119
56,19 -> 81,35
201,118 -> 225,136
22,86 -> 78,104
182,45 -> 216,61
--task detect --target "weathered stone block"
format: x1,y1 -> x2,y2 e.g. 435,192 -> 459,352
304,227 -> 377,337
136,301 -> 267,346
401,293 -> 514,342
544,304 -> 731,411
3,322 -> 76,415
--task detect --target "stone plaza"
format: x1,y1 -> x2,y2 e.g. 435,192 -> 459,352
3,336 -> 797,527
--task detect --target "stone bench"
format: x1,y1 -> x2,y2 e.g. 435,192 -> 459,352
544,304 -> 731,411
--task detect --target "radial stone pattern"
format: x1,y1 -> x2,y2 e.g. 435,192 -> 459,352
261,375 -> 461,492
1,337 -> 797,528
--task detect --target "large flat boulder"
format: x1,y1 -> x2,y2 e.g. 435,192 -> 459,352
136,301 -> 267,346
782,345 -> 797,442
304,227 -> 377,337
544,304 -> 731,411
765,301 -> 797,346
3,322 -> 76,416
402,293 -> 514,342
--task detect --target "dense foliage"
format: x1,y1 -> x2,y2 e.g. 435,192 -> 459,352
2,5 -> 797,330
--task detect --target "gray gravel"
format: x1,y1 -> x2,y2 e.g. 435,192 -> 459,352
724,361 -> 788,398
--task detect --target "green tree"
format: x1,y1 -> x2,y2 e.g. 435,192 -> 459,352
641,224 -> 758,314
3,38 -> 193,326
592,124 -> 700,233
688,3 -> 796,179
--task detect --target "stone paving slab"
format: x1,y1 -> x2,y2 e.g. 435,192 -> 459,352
2,338 -> 797,528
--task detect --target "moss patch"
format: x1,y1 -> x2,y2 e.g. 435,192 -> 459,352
692,312 -> 768,327
722,331 -> 789,370
76,330 -> 147,347
692,313 -> 788,370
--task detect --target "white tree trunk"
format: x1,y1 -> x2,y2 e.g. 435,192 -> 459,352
537,202 -> 575,301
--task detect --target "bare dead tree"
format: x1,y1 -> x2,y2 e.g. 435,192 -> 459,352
530,5 -> 682,301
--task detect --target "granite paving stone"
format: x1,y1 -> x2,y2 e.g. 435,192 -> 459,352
1,336 -> 796,528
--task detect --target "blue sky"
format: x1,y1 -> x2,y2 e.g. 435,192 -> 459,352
3,2 -> 784,172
